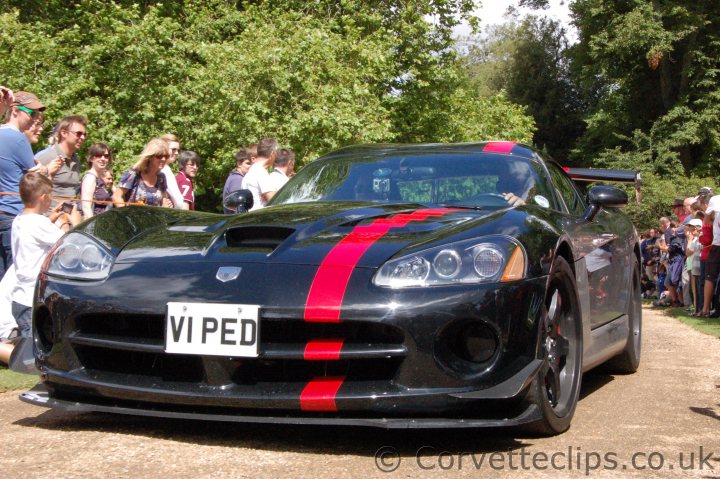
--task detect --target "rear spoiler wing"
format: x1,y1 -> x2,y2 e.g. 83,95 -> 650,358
564,167 -> 641,202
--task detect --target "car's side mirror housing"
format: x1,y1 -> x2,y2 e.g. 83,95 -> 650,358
582,185 -> 628,221
223,189 -> 254,214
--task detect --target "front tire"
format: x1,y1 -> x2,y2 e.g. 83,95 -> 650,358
525,256 -> 583,435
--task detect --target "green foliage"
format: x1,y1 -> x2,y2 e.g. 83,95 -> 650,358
461,15 -> 584,162
570,0 -> 720,175
589,130 -> 717,229
0,1 -> 536,211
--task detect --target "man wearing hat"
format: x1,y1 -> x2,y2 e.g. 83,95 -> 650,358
0,90 -> 52,278
670,197 -> 685,222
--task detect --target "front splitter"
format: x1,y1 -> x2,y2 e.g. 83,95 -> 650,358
20,383 -> 542,429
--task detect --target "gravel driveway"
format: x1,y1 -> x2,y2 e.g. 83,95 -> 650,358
0,305 -> 718,478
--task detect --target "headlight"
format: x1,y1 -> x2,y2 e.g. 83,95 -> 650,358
44,233 -> 114,280
373,235 -> 526,288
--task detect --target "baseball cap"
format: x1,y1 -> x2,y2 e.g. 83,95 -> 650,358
11,91 -> 45,111
670,198 -> 684,207
688,218 -> 703,228
698,186 -> 713,197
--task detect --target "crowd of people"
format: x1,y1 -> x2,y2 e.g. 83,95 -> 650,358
0,86 -> 295,364
640,187 -> 720,318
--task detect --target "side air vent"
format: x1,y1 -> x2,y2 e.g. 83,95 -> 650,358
225,226 -> 295,253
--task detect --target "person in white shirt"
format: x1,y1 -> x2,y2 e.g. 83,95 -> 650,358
268,148 -> 295,192
11,172 -> 81,337
241,138 -> 278,211
159,133 -> 188,209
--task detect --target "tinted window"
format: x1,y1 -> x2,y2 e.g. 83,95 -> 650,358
547,163 -> 586,216
272,153 -> 553,210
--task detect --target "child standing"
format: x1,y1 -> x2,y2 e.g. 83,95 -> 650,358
10,172 -> 80,337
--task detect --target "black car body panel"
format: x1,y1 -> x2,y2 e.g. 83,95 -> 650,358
23,142 -> 641,431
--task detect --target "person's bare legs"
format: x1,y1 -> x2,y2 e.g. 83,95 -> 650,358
0,342 -> 13,365
702,279 -> 715,314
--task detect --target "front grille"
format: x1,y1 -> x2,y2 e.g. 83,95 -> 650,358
66,312 -> 406,385
75,346 -> 204,383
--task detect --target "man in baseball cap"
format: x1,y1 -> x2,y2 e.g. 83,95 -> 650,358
11,91 -> 45,111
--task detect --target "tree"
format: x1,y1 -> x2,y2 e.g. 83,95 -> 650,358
570,0 -> 720,176
462,15 -> 585,162
1,1 -> 536,211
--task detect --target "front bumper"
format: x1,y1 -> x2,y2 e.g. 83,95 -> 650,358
22,360 -> 543,428
31,262 -> 548,424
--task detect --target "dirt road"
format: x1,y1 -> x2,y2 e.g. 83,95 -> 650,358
0,305 -> 718,478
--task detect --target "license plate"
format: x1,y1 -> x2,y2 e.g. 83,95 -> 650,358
165,302 -> 259,357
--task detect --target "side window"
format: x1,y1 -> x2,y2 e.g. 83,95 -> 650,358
547,164 -> 586,216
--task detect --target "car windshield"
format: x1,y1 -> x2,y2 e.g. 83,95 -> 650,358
271,152 -> 553,209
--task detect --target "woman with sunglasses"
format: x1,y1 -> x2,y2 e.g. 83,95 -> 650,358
80,143 -> 115,218
113,138 -> 172,207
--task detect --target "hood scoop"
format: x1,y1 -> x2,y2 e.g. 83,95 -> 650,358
225,226 -> 295,253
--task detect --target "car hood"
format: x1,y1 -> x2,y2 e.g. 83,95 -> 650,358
80,202 -> 534,267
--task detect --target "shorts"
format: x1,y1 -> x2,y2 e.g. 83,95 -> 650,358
704,246 -> 720,282
668,258 -> 683,287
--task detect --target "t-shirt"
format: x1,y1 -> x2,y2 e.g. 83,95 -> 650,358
0,126 -> 36,215
223,170 -> 245,214
690,237 -> 702,275
241,163 -> 274,211
35,143 -> 81,203
705,195 -> 720,246
160,164 -> 185,209
268,169 -> 289,192
175,171 -> 194,210
11,213 -> 64,306
118,167 -> 167,207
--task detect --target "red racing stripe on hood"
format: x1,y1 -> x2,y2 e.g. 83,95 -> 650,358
300,376 -> 346,411
482,141 -> 517,154
303,208 -> 457,322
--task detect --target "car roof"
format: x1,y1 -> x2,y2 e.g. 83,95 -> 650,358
322,141 -> 540,161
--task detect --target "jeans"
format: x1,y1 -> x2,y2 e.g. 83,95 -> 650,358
11,301 -> 32,338
0,215 -> 14,279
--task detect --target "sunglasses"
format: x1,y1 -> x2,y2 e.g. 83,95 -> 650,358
66,130 -> 87,139
16,105 -> 41,118
94,153 -> 110,159
154,154 -> 169,159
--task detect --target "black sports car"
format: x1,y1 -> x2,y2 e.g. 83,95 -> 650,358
21,141 -> 641,435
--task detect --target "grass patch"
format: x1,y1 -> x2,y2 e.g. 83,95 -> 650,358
665,307 -> 720,338
644,301 -> 720,337
0,367 -> 39,393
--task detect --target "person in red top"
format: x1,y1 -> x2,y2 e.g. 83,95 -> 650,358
175,150 -> 200,210
698,193 -> 715,316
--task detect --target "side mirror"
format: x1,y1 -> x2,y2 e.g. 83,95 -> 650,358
223,189 -> 254,214
582,185 -> 628,221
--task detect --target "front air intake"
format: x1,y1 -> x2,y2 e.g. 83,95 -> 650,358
225,226 -> 295,253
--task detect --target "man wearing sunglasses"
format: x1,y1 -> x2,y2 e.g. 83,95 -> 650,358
35,114 -> 87,208
0,91 -> 52,279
